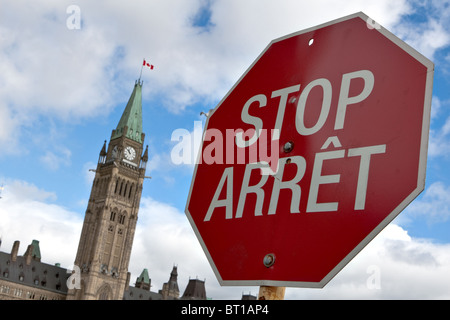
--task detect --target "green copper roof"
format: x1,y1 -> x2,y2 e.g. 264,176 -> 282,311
137,268 -> 150,284
112,81 -> 144,143
31,240 -> 41,260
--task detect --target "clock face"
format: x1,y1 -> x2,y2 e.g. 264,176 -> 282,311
124,146 -> 136,161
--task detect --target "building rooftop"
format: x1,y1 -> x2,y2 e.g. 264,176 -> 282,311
123,285 -> 162,300
0,240 -> 69,295
181,278 -> 207,300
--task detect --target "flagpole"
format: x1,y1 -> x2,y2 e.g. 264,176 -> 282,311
140,58 -> 154,83
139,59 -> 144,82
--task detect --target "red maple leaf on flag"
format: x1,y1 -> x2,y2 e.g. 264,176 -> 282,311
143,59 -> 154,70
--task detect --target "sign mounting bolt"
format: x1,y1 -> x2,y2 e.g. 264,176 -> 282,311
283,141 -> 294,153
263,254 -> 276,268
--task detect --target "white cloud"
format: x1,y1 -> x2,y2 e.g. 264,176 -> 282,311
428,116 -> 450,158
0,102 -> 20,154
82,161 -> 97,186
395,18 -> 450,60
431,96 -> 442,120
0,15 -> 116,118
427,96 -> 450,158
0,179 -> 81,267
0,0 -> 440,124
0,2 -> 122,154
0,0 -> 415,153
285,224 -> 450,299
405,181 -> 450,224
392,0 -> 450,61
2,179 -> 57,202
39,148 -> 72,171
129,197 -> 213,295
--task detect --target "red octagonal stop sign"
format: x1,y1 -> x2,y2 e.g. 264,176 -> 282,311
185,12 -> 434,287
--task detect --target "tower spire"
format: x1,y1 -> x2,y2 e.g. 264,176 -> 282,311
111,81 -> 144,144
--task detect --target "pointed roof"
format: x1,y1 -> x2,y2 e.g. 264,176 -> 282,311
142,145 -> 149,162
100,140 -> 107,156
111,80 -> 144,144
137,268 -> 150,284
169,265 -> 178,279
181,278 -> 206,300
31,240 -> 41,260
168,266 -> 179,291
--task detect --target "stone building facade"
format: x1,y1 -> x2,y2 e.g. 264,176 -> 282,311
0,240 -> 67,300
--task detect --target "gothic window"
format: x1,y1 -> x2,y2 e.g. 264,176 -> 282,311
98,285 -> 112,300
123,182 -> 128,197
119,181 -> 123,195
114,178 -> 119,194
110,211 -> 116,222
128,184 -> 133,199
118,212 -> 126,224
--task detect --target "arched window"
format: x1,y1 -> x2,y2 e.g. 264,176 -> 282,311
123,182 -> 128,197
97,285 -> 112,300
118,211 -> 126,225
128,184 -> 134,199
119,181 -> 124,195
114,178 -> 119,194
110,207 -> 118,222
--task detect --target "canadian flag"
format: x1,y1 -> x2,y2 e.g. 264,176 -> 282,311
143,59 -> 154,70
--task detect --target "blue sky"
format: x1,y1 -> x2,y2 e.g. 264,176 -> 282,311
1,0 -> 450,299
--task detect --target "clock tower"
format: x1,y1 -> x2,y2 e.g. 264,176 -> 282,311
67,80 -> 149,300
